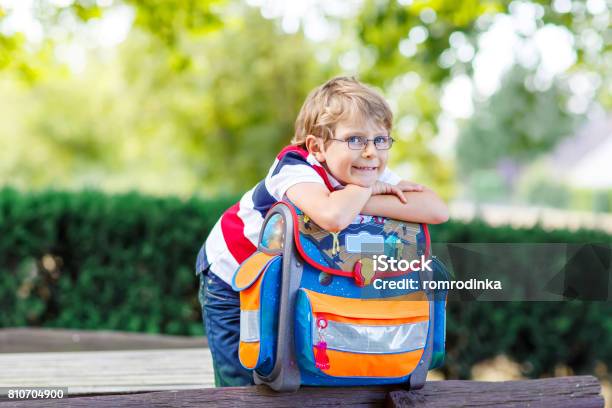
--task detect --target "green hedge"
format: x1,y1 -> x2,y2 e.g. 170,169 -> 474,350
429,221 -> 612,378
0,188 -> 237,336
1,188 -> 610,379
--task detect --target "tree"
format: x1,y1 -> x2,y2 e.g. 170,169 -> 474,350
0,4 -> 333,196
356,0 -> 608,184
457,66 -> 576,175
1,0 -> 609,198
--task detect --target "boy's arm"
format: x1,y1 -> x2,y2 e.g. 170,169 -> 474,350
285,181 -> 411,232
286,183 -> 372,232
360,186 -> 449,224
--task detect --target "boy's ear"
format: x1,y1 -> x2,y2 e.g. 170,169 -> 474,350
305,135 -> 326,162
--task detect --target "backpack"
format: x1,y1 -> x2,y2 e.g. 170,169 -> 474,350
231,200 -> 449,392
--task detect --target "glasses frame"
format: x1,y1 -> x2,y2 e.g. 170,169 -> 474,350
328,135 -> 395,150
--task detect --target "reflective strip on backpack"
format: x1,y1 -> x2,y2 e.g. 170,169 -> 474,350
240,310 -> 260,342
316,320 -> 428,354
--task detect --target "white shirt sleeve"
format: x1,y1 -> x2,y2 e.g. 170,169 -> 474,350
266,163 -> 325,200
378,167 -> 402,185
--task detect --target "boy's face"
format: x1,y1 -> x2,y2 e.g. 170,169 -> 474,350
312,118 -> 390,188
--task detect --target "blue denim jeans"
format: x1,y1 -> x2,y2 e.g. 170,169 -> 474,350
198,268 -> 255,387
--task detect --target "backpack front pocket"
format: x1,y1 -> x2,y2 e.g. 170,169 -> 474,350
233,252 -> 282,375
295,288 -> 430,379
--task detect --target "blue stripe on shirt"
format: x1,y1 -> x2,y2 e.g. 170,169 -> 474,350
271,151 -> 308,177
251,180 -> 276,217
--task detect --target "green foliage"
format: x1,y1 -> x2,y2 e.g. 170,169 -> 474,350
519,179 -> 571,209
0,7 -> 332,196
358,0 -> 503,85
124,0 -> 224,45
515,162 -> 566,207
354,0 -> 611,200
354,0 -> 500,195
357,0 -> 611,101
444,300 -> 612,379
570,189 -> 612,213
1,188 -> 610,379
468,170 -> 510,202
0,33 -> 57,83
428,220 -> 612,378
457,67 -> 576,175
0,33 -> 23,70
175,11 -> 333,193
72,3 -> 103,21
0,0 -> 610,204
592,190 -> 612,213
0,187 -> 237,335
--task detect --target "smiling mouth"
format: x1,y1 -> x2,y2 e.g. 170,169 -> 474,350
352,166 -> 378,171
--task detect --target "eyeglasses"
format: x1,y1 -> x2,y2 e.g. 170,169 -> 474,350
329,135 -> 394,150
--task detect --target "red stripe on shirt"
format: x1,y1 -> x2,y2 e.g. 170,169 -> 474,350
220,202 -> 257,264
312,165 -> 335,192
277,145 -> 335,192
277,145 -> 308,160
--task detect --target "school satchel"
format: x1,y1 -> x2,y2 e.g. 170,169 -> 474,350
231,200 -> 450,392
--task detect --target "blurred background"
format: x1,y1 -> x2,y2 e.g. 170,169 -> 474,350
0,0 -> 610,398
1,0 -> 611,207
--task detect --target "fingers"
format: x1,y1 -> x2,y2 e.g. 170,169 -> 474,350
372,182 -> 410,203
400,182 -> 424,192
392,186 -> 407,203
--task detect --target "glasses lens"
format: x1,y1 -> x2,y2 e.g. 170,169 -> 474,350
374,136 -> 391,150
348,136 -> 365,150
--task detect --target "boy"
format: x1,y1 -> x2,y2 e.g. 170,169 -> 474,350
195,76 -> 449,387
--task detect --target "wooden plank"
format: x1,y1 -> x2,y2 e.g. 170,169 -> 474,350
0,349 -> 214,395
0,328 -> 207,353
387,376 -> 604,408
1,385 -> 389,407
0,376 -> 603,407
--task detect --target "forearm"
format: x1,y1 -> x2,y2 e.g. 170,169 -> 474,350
286,183 -> 373,232
360,189 -> 449,224
323,185 -> 372,231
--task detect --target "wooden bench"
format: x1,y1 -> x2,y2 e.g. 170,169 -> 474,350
0,348 -> 215,395
0,328 -> 208,353
0,376 -> 604,407
0,329 -> 605,406
0,328 -> 213,395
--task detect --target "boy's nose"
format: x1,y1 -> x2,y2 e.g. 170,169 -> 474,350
361,141 -> 377,158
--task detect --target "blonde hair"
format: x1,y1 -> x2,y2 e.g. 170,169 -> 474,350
292,76 -> 393,148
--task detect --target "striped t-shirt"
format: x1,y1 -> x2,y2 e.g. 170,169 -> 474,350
195,145 -> 401,286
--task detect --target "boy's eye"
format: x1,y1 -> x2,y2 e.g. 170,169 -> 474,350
374,136 -> 387,144
347,136 -> 363,145
374,136 -> 393,149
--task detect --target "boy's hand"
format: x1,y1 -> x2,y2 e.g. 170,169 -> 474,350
371,181 -> 408,204
396,180 -> 424,192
